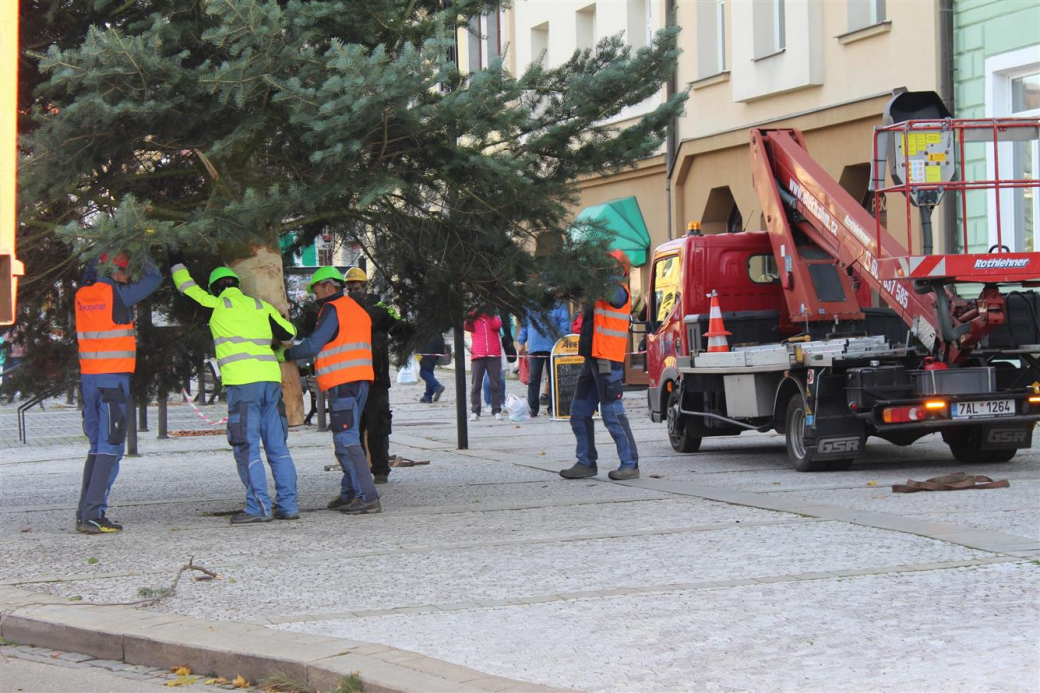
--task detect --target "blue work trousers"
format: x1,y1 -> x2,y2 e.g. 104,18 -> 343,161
329,381 -> 379,503
481,368 -> 506,409
419,356 -> 441,401
226,382 -> 298,517
570,359 -> 639,470
78,373 -> 129,521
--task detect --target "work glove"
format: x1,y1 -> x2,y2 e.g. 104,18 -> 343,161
166,247 -> 187,268
274,345 -> 288,363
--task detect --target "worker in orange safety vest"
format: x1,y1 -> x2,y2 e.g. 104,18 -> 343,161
284,267 -> 381,515
74,252 -> 162,534
559,249 -> 640,481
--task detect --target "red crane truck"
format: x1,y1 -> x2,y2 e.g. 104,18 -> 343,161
645,91 -> 1040,470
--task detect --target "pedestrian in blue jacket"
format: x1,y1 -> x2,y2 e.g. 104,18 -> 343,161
517,300 -> 571,417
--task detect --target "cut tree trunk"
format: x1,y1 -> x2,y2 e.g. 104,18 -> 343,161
231,246 -> 304,426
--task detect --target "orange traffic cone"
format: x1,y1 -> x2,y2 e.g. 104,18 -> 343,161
704,290 -> 731,353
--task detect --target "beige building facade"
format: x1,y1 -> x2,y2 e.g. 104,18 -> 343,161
492,0 -> 945,299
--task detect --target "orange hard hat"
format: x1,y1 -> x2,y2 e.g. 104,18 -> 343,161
608,249 -> 630,273
100,252 -> 130,269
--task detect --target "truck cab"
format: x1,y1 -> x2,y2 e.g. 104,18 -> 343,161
645,230 -> 793,422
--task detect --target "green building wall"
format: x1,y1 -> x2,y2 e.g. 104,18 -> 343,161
953,0 -> 1040,251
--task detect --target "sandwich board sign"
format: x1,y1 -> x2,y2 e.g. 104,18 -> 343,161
550,334 -> 592,421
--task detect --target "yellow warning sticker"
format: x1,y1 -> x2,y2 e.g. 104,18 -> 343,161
925,164 -> 942,182
927,133 -> 942,144
928,153 -> 946,162
904,134 -> 920,156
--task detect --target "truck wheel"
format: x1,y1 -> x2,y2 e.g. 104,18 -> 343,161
948,444 -> 1017,464
785,395 -> 831,472
667,388 -> 701,453
989,448 -> 1018,463
945,429 -> 1018,464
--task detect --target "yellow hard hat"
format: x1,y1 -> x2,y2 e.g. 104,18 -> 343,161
344,267 -> 367,282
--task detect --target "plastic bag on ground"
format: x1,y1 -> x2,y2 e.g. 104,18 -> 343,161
504,393 -> 531,422
396,355 -> 419,384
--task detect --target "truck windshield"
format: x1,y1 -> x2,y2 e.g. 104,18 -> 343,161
652,254 -> 680,324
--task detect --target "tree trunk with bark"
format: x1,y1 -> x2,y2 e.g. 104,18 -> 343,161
231,246 -> 304,426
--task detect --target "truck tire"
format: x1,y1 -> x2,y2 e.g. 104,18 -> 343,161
944,428 -> 1018,464
785,395 -> 851,472
667,388 -> 701,453
948,443 -> 1017,464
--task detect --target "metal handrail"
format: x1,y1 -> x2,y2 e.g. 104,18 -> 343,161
17,387 -> 66,444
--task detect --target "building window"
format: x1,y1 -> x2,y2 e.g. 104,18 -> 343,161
576,4 -> 596,52
531,21 -> 549,65
701,186 -> 741,234
753,0 -> 785,59
628,0 -> 651,50
847,0 -> 885,33
986,46 -> 1040,253
696,0 -> 726,78
467,9 -> 503,73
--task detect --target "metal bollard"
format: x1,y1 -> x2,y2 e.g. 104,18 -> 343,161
157,394 -> 168,439
316,387 -> 327,432
126,396 -> 139,456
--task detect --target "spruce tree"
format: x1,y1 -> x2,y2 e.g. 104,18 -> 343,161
16,0 -> 685,420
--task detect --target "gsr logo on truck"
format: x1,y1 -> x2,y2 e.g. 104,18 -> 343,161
986,429 -> 1028,445
817,437 -> 861,455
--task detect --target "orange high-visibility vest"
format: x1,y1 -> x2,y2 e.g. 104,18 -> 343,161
315,296 -> 374,391
591,286 -> 631,362
75,282 -> 136,374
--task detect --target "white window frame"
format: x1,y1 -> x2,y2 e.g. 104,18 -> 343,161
847,0 -> 886,33
985,45 -> 1040,253
531,21 -> 549,66
752,0 -> 785,60
717,0 -> 727,72
576,3 -> 596,53
625,0 -> 651,50
480,9 -> 503,70
646,0 -> 654,48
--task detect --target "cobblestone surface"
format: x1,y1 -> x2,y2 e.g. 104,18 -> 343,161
281,562 -> 1039,693
2,374 -> 1038,692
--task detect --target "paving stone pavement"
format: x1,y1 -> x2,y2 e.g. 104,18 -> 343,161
0,644 -> 235,691
1,371 -> 1038,692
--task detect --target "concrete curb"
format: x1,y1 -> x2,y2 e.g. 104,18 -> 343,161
0,587 -> 567,693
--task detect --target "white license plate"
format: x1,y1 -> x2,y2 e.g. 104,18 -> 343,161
952,399 -> 1015,419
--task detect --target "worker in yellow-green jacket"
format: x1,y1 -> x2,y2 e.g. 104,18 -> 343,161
171,253 -> 299,524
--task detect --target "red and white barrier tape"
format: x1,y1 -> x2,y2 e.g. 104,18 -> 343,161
411,351 -> 647,360
180,388 -> 228,426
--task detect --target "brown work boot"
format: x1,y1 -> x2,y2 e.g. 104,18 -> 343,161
327,494 -> 355,510
341,498 -> 382,515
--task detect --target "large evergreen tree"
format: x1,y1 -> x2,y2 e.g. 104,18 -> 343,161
15,0 -> 685,419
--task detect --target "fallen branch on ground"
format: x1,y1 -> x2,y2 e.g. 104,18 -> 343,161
0,556 -> 219,621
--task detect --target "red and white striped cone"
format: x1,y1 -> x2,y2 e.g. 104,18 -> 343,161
704,290 -> 731,353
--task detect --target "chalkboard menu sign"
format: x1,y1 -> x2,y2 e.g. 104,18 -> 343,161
550,334 -> 585,420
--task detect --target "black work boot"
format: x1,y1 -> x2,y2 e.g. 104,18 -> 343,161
559,463 -> 597,479
76,516 -> 122,534
608,467 -> 640,480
